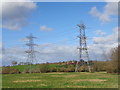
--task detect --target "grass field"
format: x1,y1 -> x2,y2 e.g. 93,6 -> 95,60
2,72 -> 118,88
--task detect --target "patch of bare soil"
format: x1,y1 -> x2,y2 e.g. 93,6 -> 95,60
80,72 -> 92,74
50,74 -> 79,78
37,84 -> 47,87
50,75 -> 62,77
13,80 -> 42,83
19,77 -> 40,79
64,75 -> 79,78
101,76 -> 114,78
74,79 -> 107,82
45,72 -> 64,74
67,85 -> 86,88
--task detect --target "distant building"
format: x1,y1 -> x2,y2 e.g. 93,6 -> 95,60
18,62 -> 32,65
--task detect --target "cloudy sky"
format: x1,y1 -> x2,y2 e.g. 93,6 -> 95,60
1,1 -> 118,66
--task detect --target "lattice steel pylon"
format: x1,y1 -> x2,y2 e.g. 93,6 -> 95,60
75,23 -> 91,72
25,33 -> 37,73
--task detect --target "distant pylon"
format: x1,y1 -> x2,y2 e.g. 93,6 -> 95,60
25,33 -> 37,73
75,23 -> 91,72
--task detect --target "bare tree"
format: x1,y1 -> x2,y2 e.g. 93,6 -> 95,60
106,46 -> 119,73
12,61 -> 17,66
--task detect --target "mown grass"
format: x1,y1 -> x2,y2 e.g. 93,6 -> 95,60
2,72 -> 118,88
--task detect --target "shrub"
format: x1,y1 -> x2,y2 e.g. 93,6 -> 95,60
49,67 -> 57,72
22,68 -> 30,73
22,64 -> 49,73
31,68 -> 41,73
79,65 -> 89,72
38,64 -> 49,73
64,68 -> 72,72
92,61 -> 107,72
2,67 -> 20,74
58,67 -> 75,72
66,67 -> 75,72
59,67 -> 66,72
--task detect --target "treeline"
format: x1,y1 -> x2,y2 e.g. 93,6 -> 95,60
92,45 -> 119,73
2,46 -> 119,74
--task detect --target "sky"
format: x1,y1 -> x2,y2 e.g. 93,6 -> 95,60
1,1 -> 119,66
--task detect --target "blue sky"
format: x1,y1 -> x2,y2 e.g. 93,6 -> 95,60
2,2 -> 118,65
3,2 -> 117,46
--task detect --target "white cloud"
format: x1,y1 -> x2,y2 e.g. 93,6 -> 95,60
2,44 -> 79,66
40,25 -> 54,31
2,0 -> 34,2
1,1 -> 37,30
36,44 -> 79,62
93,27 -> 118,45
0,42 -> 2,49
2,0 -> 119,2
2,27 -> 119,65
89,27 -> 118,60
21,38 -> 29,42
90,2 -> 118,23
2,46 -> 27,66
104,0 -> 119,2
95,30 -> 106,36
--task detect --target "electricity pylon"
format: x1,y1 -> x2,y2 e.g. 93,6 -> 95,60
25,33 -> 37,73
75,23 -> 91,72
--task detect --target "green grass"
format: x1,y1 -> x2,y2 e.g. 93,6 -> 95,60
10,64 -> 71,72
10,65 -> 29,72
2,72 -> 118,88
